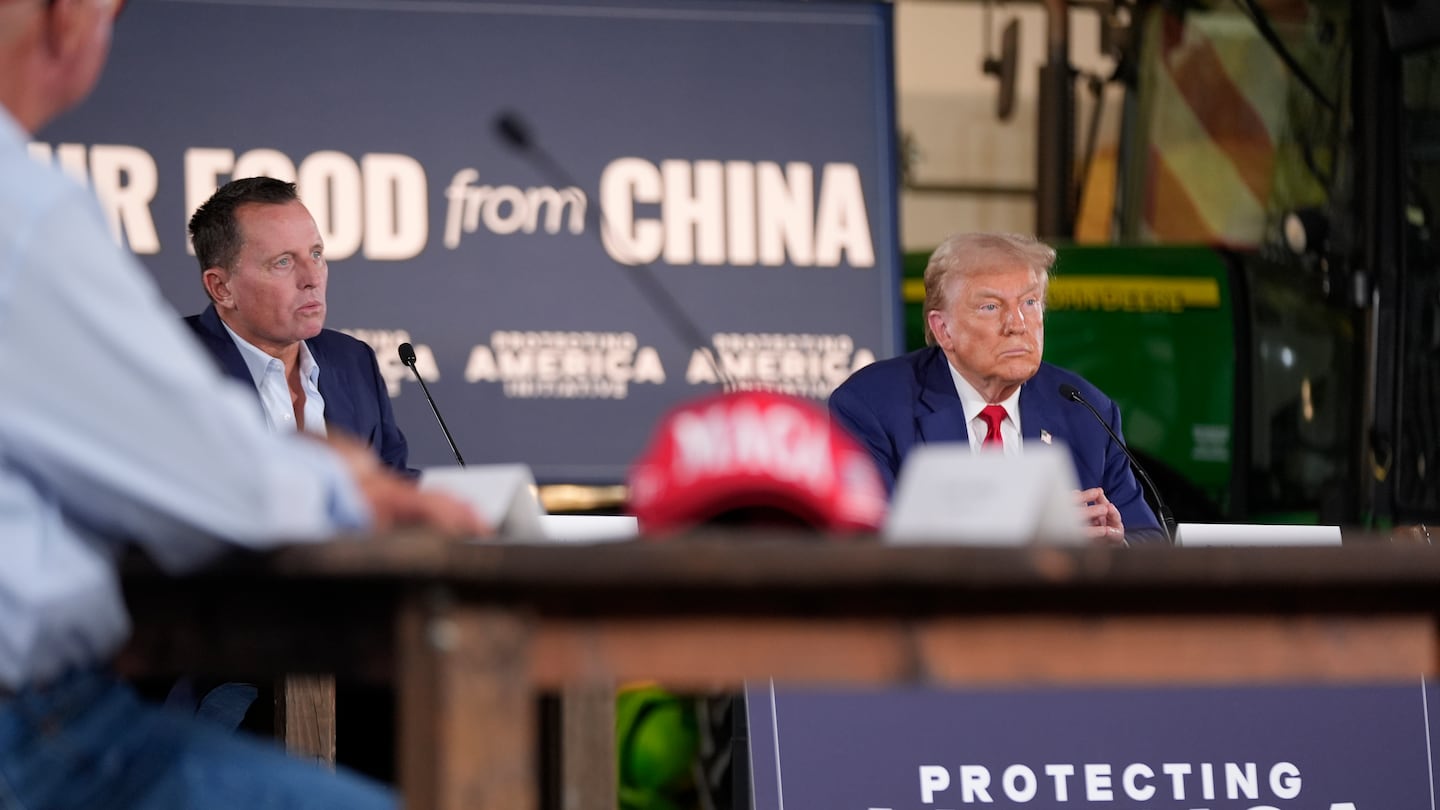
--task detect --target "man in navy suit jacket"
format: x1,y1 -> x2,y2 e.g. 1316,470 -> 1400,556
177,176 -> 421,731
829,232 -> 1160,542
185,177 -> 414,476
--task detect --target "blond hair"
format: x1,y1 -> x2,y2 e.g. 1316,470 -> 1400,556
921,232 -> 1056,345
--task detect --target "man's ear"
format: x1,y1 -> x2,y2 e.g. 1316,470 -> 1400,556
926,309 -> 950,349
202,267 -> 233,308
42,0 -> 94,60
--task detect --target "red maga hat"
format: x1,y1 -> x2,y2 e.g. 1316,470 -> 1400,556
627,390 -> 887,535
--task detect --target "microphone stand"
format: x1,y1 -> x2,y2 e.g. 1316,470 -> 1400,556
1061,384 -> 1176,544
493,112 -> 734,392
400,342 -> 465,467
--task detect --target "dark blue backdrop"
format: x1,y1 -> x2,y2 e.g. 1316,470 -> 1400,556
41,0 -> 899,482
748,681 -> 1440,809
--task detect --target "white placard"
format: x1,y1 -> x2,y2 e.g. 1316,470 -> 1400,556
884,442 -> 1087,545
537,514 -> 638,543
1174,523 -> 1342,547
421,464 -> 546,539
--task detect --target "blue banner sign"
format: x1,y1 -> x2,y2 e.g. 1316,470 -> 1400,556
746,682 -> 1439,810
39,0 -> 899,482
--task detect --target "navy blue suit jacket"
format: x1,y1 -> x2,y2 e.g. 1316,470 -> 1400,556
828,346 -> 1160,532
184,305 -> 415,476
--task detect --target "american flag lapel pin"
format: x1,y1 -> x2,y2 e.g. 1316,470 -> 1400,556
1040,429 -> 1053,445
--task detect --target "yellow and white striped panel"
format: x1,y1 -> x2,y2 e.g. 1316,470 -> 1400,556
1141,8 -> 1293,246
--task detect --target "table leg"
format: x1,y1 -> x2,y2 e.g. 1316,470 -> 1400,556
561,682 -> 616,810
276,674 -> 336,765
399,590 -> 537,810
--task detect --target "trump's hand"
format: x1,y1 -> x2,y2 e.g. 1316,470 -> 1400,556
1075,487 -> 1125,546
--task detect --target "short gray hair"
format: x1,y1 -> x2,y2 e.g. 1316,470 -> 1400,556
921,232 -> 1056,345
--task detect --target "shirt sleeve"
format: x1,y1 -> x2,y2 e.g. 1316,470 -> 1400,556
0,181 -> 372,572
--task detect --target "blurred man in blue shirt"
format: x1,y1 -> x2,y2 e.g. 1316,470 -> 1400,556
0,0 -> 485,806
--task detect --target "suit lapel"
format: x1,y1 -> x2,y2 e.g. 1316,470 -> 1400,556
309,337 -> 357,438
914,347 -> 970,444
197,305 -> 257,389
1019,375 -> 1044,443
1019,365 -> 1069,447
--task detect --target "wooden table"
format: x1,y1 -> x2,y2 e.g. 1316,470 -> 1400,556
122,533 -> 1440,810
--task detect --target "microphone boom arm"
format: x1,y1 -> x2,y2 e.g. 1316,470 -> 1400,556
400,342 -> 465,467
493,112 -> 734,392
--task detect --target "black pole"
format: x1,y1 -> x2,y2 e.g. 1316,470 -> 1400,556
1353,0 -> 1402,525
1036,0 -> 1074,240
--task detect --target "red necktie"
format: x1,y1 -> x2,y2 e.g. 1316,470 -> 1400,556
978,404 -> 1007,449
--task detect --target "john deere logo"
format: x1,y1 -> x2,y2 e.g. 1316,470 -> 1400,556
902,276 -> 1221,314
1045,276 -> 1222,313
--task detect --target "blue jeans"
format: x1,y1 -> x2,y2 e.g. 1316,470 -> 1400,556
0,670 -> 397,810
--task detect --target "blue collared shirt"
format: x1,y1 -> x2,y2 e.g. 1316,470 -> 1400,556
0,106 -> 371,690
220,320 -> 328,438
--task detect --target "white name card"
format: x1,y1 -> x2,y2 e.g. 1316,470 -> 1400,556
421,464 -> 546,539
884,442 -> 1086,546
1175,523 -> 1342,547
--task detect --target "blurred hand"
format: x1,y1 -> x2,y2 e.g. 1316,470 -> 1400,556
1075,487 -> 1125,547
324,434 -> 491,538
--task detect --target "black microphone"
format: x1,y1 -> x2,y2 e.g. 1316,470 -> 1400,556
492,111 -> 735,392
495,113 -> 532,152
1059,383 -> 1176,544
399,342 -> 465,467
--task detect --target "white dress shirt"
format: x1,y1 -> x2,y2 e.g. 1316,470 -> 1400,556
220,321 -> 328,438
945,361 -> 1023,455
